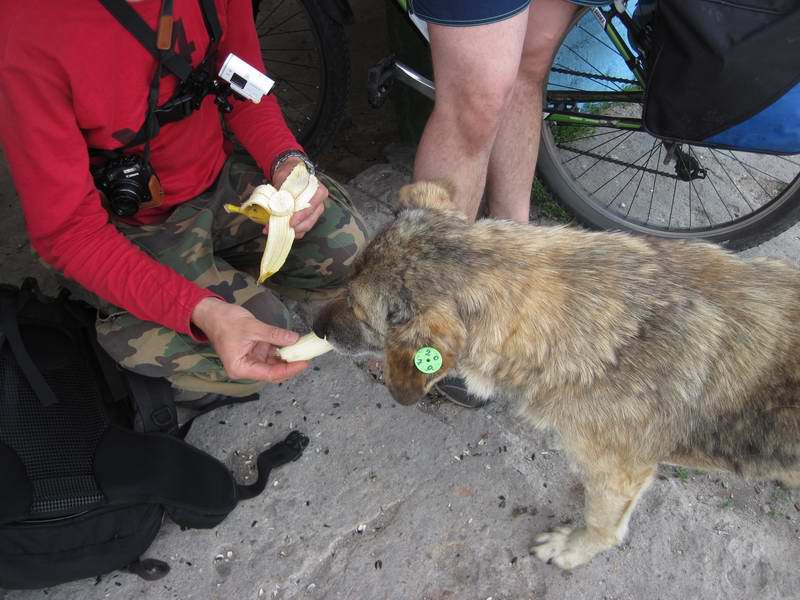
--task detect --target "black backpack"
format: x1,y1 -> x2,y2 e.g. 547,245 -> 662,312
643,0 -> 800,154
0,279 -> 309,590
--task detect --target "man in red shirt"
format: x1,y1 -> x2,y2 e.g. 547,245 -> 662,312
0,0 -> 368,398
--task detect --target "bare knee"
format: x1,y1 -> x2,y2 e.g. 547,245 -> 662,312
432,80 -> 516,154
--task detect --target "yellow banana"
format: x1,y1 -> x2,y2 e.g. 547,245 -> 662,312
223,164 -> 319,282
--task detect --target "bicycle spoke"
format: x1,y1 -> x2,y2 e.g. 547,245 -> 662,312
723,150 -> 772,203
265,10 -> 305,36
645,143 -> 663,224
260,47 -> 317,52
269,77 -> 319,89
723,151 -> 791,187
563,129 -> 630,165
626,140 -> 658,217
257,0 -> 288,28
272,75 -> 318,104
601,149 -> 651,208
262,58 -> 321,70
560,46 -> 624,92
668,169 -> 678,230
576,25 -> 625,59
592,140 -> 657,197
676,151 -> 712,227
575,131 -> 635,179
777,155 -> 800,168
560,144 -> 677,178
691,148 -> 734,221
708,149 -> 756,213
259,28 -> 313,36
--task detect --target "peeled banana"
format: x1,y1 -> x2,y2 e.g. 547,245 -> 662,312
224,163 -> 319,282
277,332 -> 333,362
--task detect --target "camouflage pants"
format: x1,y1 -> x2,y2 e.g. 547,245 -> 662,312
84,153 -> 368,398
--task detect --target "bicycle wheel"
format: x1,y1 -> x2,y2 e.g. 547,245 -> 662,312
536,7 -> 800,250
253,0 -> 350,159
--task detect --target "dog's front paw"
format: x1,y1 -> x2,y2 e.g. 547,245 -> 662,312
531,527 -> 607,569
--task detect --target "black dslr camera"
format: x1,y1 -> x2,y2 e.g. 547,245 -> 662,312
93,155 -> 158,218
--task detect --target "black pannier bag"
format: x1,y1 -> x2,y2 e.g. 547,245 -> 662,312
0,279 -> 308,590
643,0 -> 800,154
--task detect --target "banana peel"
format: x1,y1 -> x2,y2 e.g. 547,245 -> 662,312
224,164 -> 319,283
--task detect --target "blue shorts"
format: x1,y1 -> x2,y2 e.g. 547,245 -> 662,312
410,0 -> 611,26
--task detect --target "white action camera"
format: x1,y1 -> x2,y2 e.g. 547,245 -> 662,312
218,53 -> 275,104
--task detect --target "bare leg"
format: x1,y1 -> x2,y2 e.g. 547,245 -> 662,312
413,12 -> 530,220
532,454 -> 656,569
486,0 -> 578,222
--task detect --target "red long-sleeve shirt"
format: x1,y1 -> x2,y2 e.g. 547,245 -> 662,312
0,0 -> 303,337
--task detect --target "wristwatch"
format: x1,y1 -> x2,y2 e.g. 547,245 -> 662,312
270,150 -> 316,181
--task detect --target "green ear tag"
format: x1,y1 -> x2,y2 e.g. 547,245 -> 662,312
414,346 -> 443,374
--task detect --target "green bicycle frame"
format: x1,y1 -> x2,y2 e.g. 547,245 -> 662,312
545,5 -> 646,132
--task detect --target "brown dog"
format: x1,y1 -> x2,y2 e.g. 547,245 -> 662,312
313,180 -> 800,569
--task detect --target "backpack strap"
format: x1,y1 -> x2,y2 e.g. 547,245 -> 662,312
236,431 -> 309,500
0,291 -> 59,407
173,394 -> 309,500
97,0 -> 192,82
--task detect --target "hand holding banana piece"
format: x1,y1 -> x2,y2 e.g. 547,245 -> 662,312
224,164 -> 333,362
277,332 -> 333,362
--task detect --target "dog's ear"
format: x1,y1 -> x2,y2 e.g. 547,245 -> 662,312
384,303 -> 465,406
396,179 -> 465,219
387,285 -> 413,327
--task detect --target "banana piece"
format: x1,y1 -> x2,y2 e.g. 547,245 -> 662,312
223,164 -> 319,282
277,332 -> 333,362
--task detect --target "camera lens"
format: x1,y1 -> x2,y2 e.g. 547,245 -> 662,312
109,186 -> 143,217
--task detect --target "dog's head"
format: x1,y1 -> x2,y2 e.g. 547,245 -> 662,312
313,179 -> 468,406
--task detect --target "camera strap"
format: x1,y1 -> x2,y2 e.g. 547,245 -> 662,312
92,0 -> 224,156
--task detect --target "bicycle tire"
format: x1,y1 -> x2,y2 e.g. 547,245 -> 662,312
535,10 -> 800,251
253,0 -> 351,159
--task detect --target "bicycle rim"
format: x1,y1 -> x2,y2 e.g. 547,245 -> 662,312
255,0 -> 327,148
539,7 -> 800,247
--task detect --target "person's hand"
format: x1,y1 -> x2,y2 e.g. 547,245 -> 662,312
271,156 -> 327,239
191,297 -> 309,382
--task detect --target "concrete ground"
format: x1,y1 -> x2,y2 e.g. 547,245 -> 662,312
2,144 -> 800,600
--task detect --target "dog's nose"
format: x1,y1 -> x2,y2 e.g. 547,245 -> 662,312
312,308 -> 330,340
312,319 -> 327,340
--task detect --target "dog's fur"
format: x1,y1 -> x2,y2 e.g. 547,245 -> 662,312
313,180 -> 800,569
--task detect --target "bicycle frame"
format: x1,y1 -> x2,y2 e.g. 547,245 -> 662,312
545,5 -> 646,132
